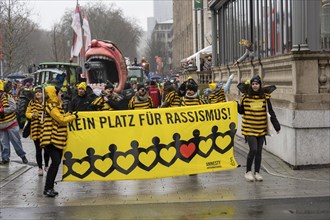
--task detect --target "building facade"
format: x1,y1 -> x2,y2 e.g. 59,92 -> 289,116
175,0 -> 330,167
172,0 -> 194,71
204,0 -> 330,167
151,20 -> 173,75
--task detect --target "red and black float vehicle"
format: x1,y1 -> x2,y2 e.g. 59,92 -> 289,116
84,39 -> 128,95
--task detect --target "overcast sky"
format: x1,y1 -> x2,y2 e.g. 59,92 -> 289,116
26,0 -> 154,31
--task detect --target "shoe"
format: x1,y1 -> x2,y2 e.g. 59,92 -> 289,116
0,160 -> 9,165
21,156 -> 28,164
38,168 -> 43,176
244,171 -> 255,182
254,172 -> 263,181
44,167 -> 49,172
43,189 -> 58,197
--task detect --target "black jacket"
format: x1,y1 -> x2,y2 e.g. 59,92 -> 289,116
69,94 -> 93,112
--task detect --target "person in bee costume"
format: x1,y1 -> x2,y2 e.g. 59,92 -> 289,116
0,80 -> 28,165
233,39 -> 254,66
237,75 -> 280,182
25,86 -> 50,176
91,83 -> 122,111
40,86 -> 77,197
128,83 -> 153,109
204,74 -> 235,104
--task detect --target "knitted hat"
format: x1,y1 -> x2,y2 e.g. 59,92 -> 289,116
186,83 -> 198,92
33,85 -> 42,92
77,82 -> 87,91
137,83 -> 145,91
104,83 -> 114,90
250,75 -> 262,85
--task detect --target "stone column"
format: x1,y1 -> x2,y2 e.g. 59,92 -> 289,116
291,0 -> 309,51
211,10 -> 217,67
292,0 -> 321,51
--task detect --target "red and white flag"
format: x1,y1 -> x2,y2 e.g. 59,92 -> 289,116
82,16 -> 91,50
70,3 -> 83,57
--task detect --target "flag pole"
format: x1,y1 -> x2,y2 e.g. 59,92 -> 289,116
77,0 -> 86,78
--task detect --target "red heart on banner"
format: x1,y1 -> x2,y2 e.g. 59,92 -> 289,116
180,143 -> 196,158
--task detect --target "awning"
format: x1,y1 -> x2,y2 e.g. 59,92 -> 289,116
181,45 -> 212,71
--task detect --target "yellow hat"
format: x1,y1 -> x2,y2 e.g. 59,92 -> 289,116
239,39 -> 252,47
77,82 -> 86,91
209,83 -> 217,91
0,80 -> 4,91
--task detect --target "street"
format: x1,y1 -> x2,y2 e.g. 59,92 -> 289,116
1,138 -> 329,219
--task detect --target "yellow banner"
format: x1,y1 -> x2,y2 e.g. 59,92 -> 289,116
63,101 -> 239,181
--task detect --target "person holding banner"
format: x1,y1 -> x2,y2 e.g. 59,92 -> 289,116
69,82 -> 93,112
25,85 -> 50,176
91,83 -> 121,111
237,75 -> 280,182
161,81 -> 183,108
181,83 -> 206,106
128,83 -> 153,109
40,86 -> 77,197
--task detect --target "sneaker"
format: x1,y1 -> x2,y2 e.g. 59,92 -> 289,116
244,171 -> 255,182
44,167 -> 49,172
38,168 -> 43,176
43,189 -> 58,197
21,156 -> 28,164
255,172 -> 263,181
0,160 -> 10,165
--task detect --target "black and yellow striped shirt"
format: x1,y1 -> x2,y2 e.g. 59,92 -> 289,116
128,96 -> 153,109
40,103 -> 72,149
91,96 -> 115,111
241,94 -> 270,137
0,94 -> 16,124
25,100 -> 43,140
181,96 -> 206,106
164,91 -> 181,107
207,89 -> 226,104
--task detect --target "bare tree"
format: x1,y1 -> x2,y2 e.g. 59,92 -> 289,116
0,0 -> 36,75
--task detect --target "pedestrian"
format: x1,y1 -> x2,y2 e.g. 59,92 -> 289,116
40,86 -> 77,197
128,83 -> 153,109
237,75 -> 280,182
0,80 -> 28,165
91,83 -> 121,111
25,85 -> 50,176
203,56 -> 212,71
161,81 -> 184,108
233,39 -> 254,66
181,83 -> 206,106
204,74 -> 235,104
69,82 -> 93,112
148,81 -> 161,108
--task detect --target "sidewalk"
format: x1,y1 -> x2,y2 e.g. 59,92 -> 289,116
235,136 -> 330,183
